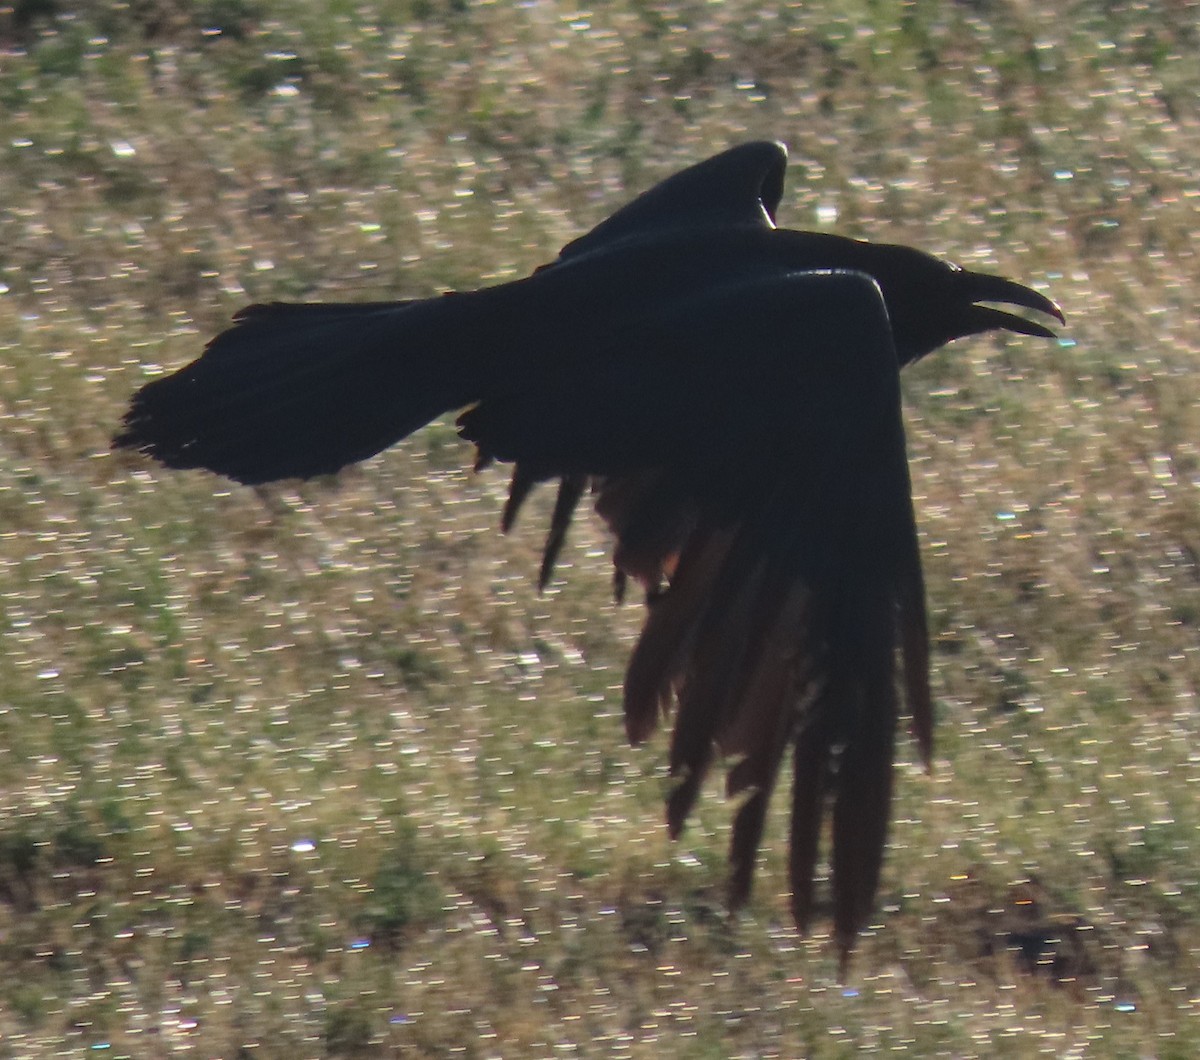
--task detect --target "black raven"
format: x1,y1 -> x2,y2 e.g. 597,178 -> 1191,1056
114,141 -> 1063,955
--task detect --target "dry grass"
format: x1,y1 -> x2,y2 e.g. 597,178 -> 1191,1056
1,1 -> 1197,1055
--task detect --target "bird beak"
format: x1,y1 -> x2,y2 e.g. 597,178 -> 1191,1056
961,270 -> 1066,338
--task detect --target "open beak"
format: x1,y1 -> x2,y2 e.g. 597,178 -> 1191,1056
961,270 -> 1066,338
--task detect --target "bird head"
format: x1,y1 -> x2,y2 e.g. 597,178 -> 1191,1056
774,230 -> 1065,364
851,241 -> 1065,364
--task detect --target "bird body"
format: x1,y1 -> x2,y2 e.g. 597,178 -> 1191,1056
117,230 -> 888,480
115,141 -> 1063,955
117,182 -> 1058,487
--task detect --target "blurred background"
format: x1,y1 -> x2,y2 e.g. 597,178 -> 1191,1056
0,1 -> 1197,1055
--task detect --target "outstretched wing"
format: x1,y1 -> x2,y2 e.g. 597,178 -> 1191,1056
556,140 -> 787,262
460,269 -> 933,954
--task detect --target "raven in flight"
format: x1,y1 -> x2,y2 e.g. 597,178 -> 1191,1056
115,141 -> 1063,955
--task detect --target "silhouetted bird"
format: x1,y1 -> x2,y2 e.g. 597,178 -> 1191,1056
115,141 -> 1063,956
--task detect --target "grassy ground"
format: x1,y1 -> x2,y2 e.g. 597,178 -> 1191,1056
1,0 -> 1198,1055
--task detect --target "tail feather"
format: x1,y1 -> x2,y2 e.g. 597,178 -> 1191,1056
114,296 -> 489,484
